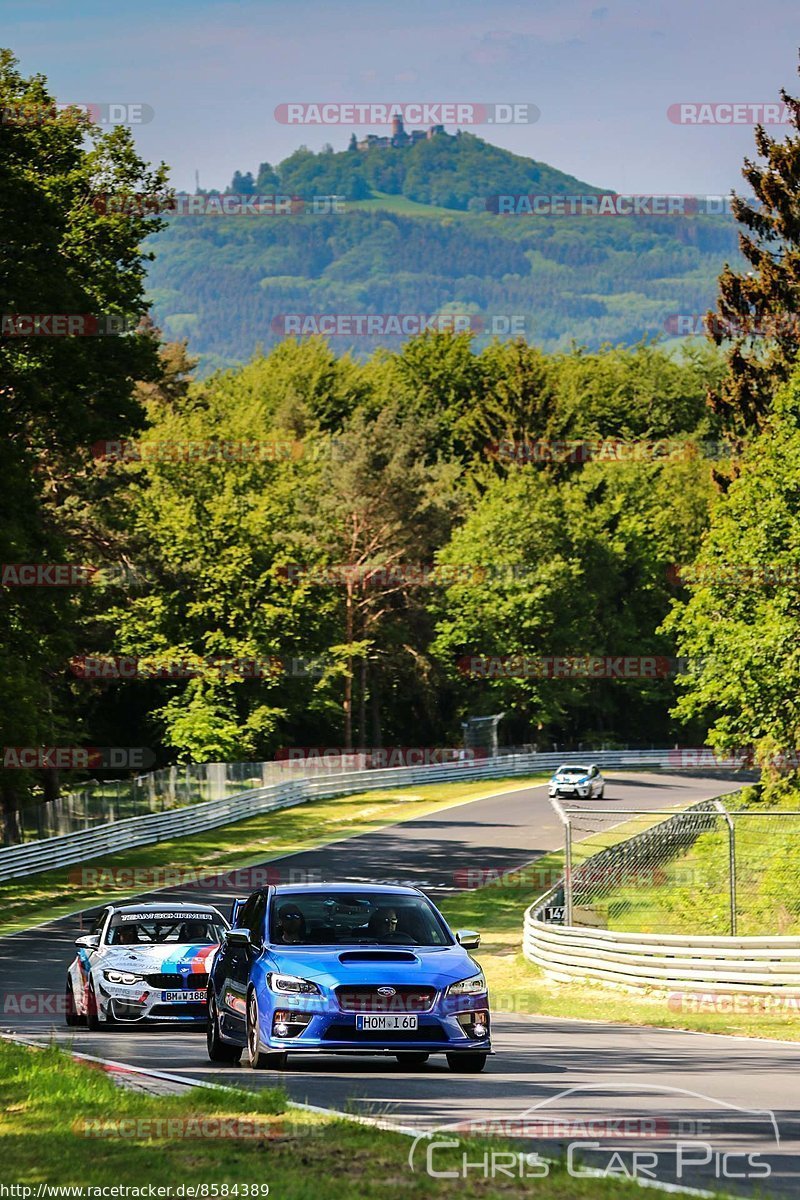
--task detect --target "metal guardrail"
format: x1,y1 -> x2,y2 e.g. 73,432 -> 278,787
0,747 -> 720,882
524,916 -> 800,994
523,796 -> 800,995
15,744 -> 699,842
0,753 -> 542,881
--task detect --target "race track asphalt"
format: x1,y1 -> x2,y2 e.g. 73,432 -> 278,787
3,771 -> 794,1197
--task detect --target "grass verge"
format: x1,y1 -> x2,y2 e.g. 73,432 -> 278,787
0,1038 -> 679,1197
0,776 -> 545,937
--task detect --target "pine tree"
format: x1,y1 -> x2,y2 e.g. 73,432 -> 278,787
707,61 -> 800,434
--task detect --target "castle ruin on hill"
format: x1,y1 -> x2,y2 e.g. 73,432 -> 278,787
354,115 -> 449,151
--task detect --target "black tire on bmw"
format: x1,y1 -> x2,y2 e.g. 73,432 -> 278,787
86,980 -> 102,1031
246,990 -> 286,1070
65,979 -> 82,1027
446,1052 -> 488,1073
207,993 -> 242,1064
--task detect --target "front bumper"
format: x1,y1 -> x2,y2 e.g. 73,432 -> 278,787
257,994 -> 491,1055
96,979 -> 208,1023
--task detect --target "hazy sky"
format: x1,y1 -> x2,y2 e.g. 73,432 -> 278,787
4,0 -> 797,194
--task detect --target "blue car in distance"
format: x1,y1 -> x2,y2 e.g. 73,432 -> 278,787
206,883 -> 491,1073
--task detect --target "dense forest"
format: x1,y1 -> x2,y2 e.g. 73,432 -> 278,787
147,135 -> 742,370
4,47 -> 800,837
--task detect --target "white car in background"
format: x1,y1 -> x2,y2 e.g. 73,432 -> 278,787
65,901 -> 228,1028
548,763 -> 605,800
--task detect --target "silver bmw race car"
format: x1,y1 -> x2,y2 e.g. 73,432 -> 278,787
65,901 -> 228,1028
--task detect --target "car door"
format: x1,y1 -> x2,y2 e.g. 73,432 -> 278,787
73,906 -> 109,1010
215,892 -> 266,1034
588,765 -> 599,796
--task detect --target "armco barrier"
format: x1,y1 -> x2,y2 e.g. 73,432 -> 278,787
524,915 -> 800,995
0,748 -> 724,881
0,754 -> 537,881
522,798 -> 800,996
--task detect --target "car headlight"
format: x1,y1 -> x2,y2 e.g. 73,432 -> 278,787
103,970 -> 143,985
447,971 -> 487,997
266,972 -> 321,995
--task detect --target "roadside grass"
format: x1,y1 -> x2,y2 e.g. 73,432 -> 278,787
439,812 -> 800,1043
0,776 -> 546,937
0,1038 -> 678,1198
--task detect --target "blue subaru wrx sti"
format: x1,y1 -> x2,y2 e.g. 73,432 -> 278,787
206,883 -> 491,1072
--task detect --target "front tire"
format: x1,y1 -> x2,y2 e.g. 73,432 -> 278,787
65,979 -> 82,1027
447,1052 -> 487,1073
597,787 -> 605,800
86,981 -> 102,1031
207,993 -> 242,1064
246,991 -> 286,1070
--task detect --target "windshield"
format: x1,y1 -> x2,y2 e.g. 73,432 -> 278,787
269,892 -> 453,947
106,910 -> 226,946
558,766 -> 589,777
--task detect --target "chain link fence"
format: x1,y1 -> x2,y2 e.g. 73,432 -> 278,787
548,796 -> 800,937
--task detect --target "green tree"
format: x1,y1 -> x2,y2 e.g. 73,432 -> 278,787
664,368 -> 800,784
708,64 -> 800,434
255,161 -> 280,191
432,451 -> 713,746
96,339 -> 378,761
302,404 -> 460,748
0,50 -> 168,839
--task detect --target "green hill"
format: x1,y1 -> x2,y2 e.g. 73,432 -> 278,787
146,133 -> 742,370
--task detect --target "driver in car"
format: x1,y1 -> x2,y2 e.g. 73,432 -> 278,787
182,919 -> 211,943
276,905 -> 306,944
367,907 -> 416,944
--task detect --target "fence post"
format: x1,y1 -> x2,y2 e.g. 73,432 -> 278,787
549,796 -> 573,925
713,798 -> 737,936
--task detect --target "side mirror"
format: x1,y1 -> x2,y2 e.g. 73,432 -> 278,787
455,929 -> 481,950
75,934 -> 100,950
224,928 -> 253,947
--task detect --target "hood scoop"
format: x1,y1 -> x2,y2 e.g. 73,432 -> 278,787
338,950 -> 418,964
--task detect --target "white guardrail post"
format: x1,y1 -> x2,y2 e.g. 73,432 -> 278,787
713,797 -> 738,936
549,795 -> 573,926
